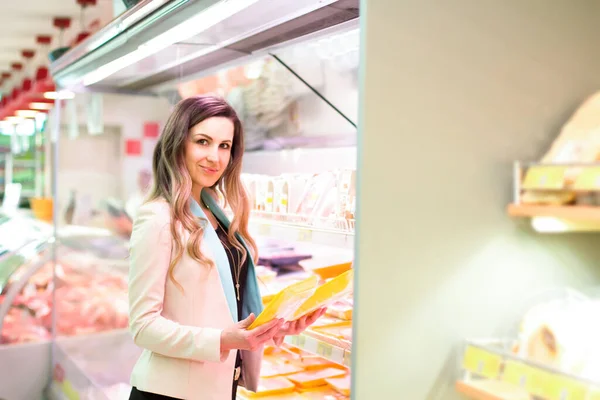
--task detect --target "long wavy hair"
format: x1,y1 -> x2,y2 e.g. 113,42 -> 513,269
148,95 -> 257,291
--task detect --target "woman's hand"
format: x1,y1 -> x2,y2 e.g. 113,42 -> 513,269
272,308 -> 327,347
220,313 -> 284,352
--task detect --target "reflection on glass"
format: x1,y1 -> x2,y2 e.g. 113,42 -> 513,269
176,27 -> 360,152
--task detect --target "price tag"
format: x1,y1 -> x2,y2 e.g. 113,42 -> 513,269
502,360 -> 530,387
297,229 -> 312,242
343,350 -> 352,367
290,335 -> 306,348
317,342 -> 333,358
573,166 -> 600,191
545,375 -> 589,400
462,345 -> 502,379
522,166 -> 567,190
527,368 -> 555,399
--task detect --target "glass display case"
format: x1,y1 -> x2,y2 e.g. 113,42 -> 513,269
37,2 -> 359,399
0,209 -> 129,400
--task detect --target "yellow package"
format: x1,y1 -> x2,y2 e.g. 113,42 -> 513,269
260,360 -> 305,378
250,275 -> 318,329
299,258 -> 352,280
325,375 -> 351,396
325,301 -> 353,321
311,321 -> 352,342
237,377 -> 296,398
293,270 -> 353,320
287,368 -> 347,389
298,386 -> 349,399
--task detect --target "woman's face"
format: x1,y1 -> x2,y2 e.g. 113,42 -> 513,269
184,116 -> 234,194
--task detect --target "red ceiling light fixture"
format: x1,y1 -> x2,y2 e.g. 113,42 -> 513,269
72,0 -> 98,45
49,17 -> 72,62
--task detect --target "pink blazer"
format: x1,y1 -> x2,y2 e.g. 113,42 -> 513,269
128,195 -> 263,400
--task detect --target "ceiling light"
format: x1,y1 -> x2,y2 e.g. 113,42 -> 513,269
44,90 -> 75,100
5,116 -> 23,123
82,0 -> 259,86
15,110 -> 39,118
29,102 -> 54,111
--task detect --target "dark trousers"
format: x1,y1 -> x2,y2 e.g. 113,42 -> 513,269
129,387 -> 182,400
130,383 -> 238,400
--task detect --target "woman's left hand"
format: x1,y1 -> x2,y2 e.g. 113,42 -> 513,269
272,308 -> 327,347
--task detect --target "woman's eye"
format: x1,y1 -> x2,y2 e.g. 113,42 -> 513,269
220,143 -> 230,149
197,139 -> 208,145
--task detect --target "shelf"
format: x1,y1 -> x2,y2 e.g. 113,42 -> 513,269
458,340 -> 600,400
507,204 -> 600,221
285,330 -> 351,367
456,380 -> 530,400
249,211 -> 355,249
507,204 -> 600,232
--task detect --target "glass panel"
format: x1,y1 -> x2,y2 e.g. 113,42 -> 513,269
174,26 -> 360,152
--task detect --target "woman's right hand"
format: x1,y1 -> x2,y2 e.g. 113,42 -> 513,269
220,313 -> 283,352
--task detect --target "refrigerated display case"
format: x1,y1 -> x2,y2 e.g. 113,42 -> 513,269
0,209 -> 129,400
39,1 -> 359,398
456,289 -> 600,400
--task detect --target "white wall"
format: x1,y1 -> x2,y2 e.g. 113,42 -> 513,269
354,1 -> 600,399
54,93 -> 171,205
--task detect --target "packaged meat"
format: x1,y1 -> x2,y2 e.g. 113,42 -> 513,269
293,270 -> 353,320
295,172 -> 336,216
325,301 -> 353,321
310,321 -> 353,342
249,275 -> 318,329
299,257 -> 352,280
286,368 -> 347,389
325,375 -> 351,396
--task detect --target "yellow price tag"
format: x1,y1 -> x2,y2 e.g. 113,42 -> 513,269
60,380 -> 80,400
573,166 -> 600,190
462,345 -> 502,379
528,368 -> 555,399
546,375 -> 589,400
291,335 -> 306,348
297,229 -> 312,242
343,350 -> 352,367
522,166 -> 567,190
317,342 -> 333,358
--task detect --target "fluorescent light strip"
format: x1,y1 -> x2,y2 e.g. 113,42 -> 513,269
44,90 -> 75,100
15,110 -> 39,118
29,102 -> 54,111
82,0 -> 259,86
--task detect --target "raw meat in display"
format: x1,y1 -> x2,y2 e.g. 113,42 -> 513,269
1,252 -> 129,344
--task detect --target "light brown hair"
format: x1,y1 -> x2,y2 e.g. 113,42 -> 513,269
148,95 -> 257,290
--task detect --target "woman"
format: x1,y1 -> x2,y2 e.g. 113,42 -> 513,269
128,95 -> 325,400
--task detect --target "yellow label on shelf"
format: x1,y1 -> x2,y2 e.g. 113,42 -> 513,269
522,166 -> 567,190
291,335 -> 306,348
527,368 -> 556,399
572,166 -> 600,190
462,345 -> 502,379
343,350 -> 351,367
297,229 -> 312,242
545,375 -> 589,400
317,342 -> 333,358
502,360 -> 529,387
60,380 -> 80,400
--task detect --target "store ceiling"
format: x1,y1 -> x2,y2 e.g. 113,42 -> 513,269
0,0 -> 113,75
